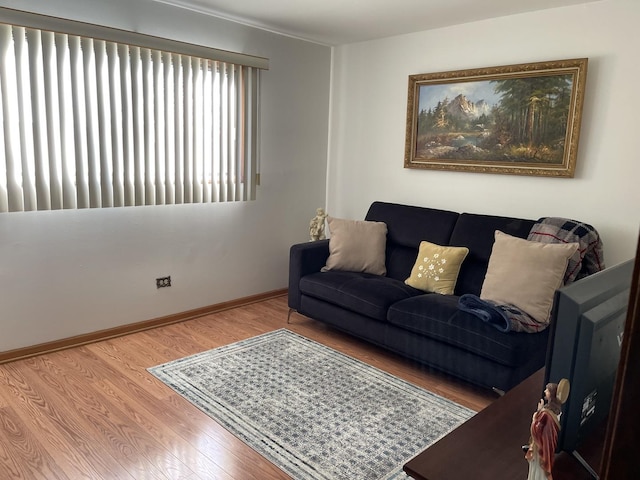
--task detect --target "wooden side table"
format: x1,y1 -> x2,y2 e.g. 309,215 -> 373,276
404,369 -> 603,480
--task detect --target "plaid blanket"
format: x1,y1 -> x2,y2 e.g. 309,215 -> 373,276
527,217 -> 605,283
458,218 -> 605,333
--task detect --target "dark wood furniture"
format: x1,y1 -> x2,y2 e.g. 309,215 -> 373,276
404,369 -> 603,480
601,234 -> 640,479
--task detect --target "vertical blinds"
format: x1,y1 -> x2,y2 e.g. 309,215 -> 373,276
0,10 -> 265,212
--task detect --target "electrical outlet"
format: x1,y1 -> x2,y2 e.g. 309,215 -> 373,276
156,276 -> 171,288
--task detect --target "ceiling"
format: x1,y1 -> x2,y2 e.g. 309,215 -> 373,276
151,0 -> 599,46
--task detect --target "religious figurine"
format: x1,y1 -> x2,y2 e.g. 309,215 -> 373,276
524,379 -> 570,480
309,207 -> 328,241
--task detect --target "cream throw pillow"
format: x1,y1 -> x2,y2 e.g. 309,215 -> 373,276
321,217 -> 387,275
480,231 -> 579,324
405,241 -> 469,295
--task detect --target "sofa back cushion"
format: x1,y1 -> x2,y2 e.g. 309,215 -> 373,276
450,213 -> 536,296
322,216 -> 388,275
365,202 -> 459,281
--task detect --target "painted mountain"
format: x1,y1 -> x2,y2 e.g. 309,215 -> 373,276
446,94 -> 491,120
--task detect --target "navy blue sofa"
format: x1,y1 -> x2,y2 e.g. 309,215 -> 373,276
288,201 -> 553,392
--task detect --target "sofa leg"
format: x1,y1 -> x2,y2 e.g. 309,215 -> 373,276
492,387 -> 505,397
287,308 -> 296,324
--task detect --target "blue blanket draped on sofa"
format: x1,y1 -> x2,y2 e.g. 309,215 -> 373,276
458,294 -> 543,333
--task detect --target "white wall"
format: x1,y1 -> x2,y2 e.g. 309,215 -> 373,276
327,0 -> 639,268
3,0 -> 638,353
0,0 -> 331,351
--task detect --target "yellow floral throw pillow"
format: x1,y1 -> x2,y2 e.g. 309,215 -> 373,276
405,241 -> 470,294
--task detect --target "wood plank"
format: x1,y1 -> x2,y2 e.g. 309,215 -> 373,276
0,405 -> 69,480
0,295 -> 495,479
0,361 -> 135,479
11,357 -> 176,480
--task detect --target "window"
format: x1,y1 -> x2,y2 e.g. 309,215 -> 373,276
0,8 -> 267,212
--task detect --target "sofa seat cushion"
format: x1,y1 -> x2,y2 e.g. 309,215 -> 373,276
387,295 -> 549,367
299,271 -> 422,321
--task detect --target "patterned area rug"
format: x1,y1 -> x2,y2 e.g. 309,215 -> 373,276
148,329 -> 474,480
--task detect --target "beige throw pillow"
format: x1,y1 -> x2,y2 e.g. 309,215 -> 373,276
321,217 -> 387,275
405,241 -> 469,295
480,231 -> 579,324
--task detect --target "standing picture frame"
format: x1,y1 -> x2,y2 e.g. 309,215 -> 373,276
404,58 -> 588,177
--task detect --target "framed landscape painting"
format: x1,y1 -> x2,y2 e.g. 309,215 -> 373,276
404,58 -> 588,177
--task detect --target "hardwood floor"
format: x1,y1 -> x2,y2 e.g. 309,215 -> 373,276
0,295 -> 496,479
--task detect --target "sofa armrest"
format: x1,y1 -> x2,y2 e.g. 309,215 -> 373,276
288,239 -> 330,310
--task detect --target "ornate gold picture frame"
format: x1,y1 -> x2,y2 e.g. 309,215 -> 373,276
404,58 -> 588,177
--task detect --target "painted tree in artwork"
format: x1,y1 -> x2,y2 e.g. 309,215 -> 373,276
417,98 -> 451,136
491,75 -> 573,149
